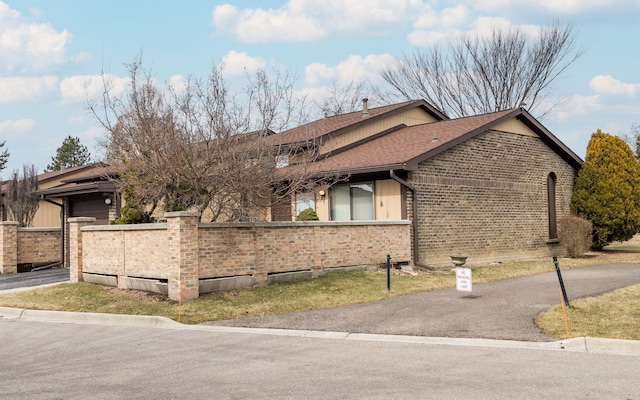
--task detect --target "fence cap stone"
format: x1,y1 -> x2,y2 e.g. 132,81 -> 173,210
164,211 -> 201,218
67,217 -> 96,223
0,221 -> 20,226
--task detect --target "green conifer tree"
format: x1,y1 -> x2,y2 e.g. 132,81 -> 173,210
45,136 -> 91,172
571,129 -> 640,249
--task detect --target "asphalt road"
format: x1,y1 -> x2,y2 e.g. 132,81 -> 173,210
0,317 -> 638,399
206,263 -> 640,342
0,268 -> 69,291
1,263 -> 640,398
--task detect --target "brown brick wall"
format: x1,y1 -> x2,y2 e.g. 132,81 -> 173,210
411,130 -> 575,266
198,222 -> 411,286
82,225 -> 169,278
78,220 -> 410,296
16,228 -> 61,264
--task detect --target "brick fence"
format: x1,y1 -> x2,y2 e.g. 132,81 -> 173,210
70,212 -> 412,301
0,222 -> 62,274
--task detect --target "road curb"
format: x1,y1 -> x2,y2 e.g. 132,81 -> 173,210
1,306 -> 638,356
0,307 -> 180,328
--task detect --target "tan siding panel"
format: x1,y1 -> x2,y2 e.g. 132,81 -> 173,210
31,200 -> 63,227
320,108 -> 438,154
492,117 -> 537,137
375,180 -> 402,220
316,192 -> 329,221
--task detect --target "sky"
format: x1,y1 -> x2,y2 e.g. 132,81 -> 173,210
1,0 -> 640,176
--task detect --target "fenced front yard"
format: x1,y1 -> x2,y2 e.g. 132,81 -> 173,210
69,212 -> 412,301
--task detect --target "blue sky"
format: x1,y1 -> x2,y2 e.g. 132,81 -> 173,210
1,0 -> 640,175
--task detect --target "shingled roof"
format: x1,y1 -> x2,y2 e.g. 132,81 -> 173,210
303,107 -> 582,176
267,99 -> 448,147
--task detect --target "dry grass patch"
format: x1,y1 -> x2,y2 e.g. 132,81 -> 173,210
536,284 -> 640,341
1,240 -> 639,326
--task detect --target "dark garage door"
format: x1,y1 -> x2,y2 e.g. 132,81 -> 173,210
69,194 -> 109,225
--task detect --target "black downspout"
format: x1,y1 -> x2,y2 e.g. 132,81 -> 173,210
389,170 -> 422,266
43,198 -> 65,268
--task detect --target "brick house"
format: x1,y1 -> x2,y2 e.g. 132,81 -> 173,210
1,163 -> 118,228
270,99 -> 582,267
1,164 -> 118,269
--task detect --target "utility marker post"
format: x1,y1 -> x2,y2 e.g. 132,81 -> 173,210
553,256 -> 570,308
386,254 -> 391,292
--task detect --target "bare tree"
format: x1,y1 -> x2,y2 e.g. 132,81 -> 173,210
380,21 -> 582,118
91,56 -> 324,222
620,122 -> 640,160
5,164 -> 39,227
0,140 -> 8,172
313,80 -> 373,117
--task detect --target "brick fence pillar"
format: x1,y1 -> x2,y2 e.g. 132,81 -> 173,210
0,221 -> 19,274
165,212 -> 200,301
68,217 -> 96,283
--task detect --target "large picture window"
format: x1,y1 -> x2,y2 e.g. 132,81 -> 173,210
330,182 -> 375,221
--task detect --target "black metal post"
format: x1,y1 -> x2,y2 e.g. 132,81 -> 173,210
553,256 -> 570,308
386,254 -> 391,292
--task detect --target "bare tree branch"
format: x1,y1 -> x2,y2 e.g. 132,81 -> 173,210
5,165 -> 39,227
380,21 -> 583,118
91,56 -> 327,222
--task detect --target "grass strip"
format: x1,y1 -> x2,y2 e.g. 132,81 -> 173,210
1,244 -> 639,326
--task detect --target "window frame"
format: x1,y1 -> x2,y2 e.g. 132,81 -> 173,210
547,172 -> 558,240
329,181 -> 375,221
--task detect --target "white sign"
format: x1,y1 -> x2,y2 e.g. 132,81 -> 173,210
456,267 -> 472,292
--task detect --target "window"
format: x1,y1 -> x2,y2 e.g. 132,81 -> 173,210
547,172 -> 558,240
330,182 -> 375,221
295,192 -> 315,216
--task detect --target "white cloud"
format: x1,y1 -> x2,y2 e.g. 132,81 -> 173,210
461,0 -> 638,14
409,14 -> 539,46
408,5 -> 472,45
221,51 -> 266,75
589,75 -> 640,97
0,76 -> 58,102
77,125 -> 105,141
0,118 -> 36,132
212,1 -> 429,42
305,54 -> 396,85
0,1 -> 71,73
166,74 -> 188,94
514,0 -> 621,14
552,94 -> 602,120
212,3 -> 324,42
68,116 -> 84,125
407,29 -> 455,46
60,74 -> 129,101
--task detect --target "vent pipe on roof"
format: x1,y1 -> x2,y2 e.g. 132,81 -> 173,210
432,132 -> 439,141
362,98 -> 369,118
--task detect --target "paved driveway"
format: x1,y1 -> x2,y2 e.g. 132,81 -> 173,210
206,263 -> 640,342
0,268 -> 69,292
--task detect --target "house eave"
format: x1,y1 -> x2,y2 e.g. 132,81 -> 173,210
315,163 -> 410,177
35,181 -> 117,198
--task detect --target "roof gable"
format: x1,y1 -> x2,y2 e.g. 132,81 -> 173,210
305,108 -> 582,175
